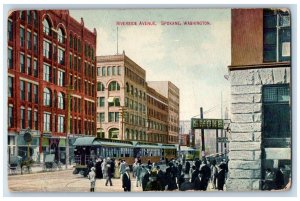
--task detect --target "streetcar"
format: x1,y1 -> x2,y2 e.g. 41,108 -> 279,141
72,137 -> 177,176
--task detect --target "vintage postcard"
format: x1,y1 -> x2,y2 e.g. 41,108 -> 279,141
6,7 -> 292,193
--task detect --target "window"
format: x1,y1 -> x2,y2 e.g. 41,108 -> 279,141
26,10 -> 31,24
58,116 -> 64,132
107,66 -> 111,76
58,28 -> 65,43
43,63 -> 51,82
69,54 -> 73,68
8,20 -> 13,41
108,81 -> 120,91
34,111 -> 38,130
8,106 -> 13,128
100,112 -> 105,123
27,57 -> 31,75
33,34 -> 38,53
33,60 -> 38,77
33,11 -> 37,27
97,67 -> 101,76
27,83 -> 32,102
21,109 -> 25,129
27,31 -> 32,50
97,97 -> 105,107
43,40 -> 51,59
58,70 -> 64,86
43,88 -> 51,106
8,76 -> 13,97
108,97 -> 120,107
43,113 -> 51,131
109,112 -> 119,122
27,110 -> 32,129
102,67 -> 106,76
20,54 -> 25,73
33,85 -> 38,104
8,48 -> 13,69
58,48 -> 65,65
70,34 -> 73,48
112,66 -> 116,75
43,18 -> 51,35
20,80 -> 25,100
97,82 -> 105,91
263,9 -> 291,62
117,66 -> 121,75
20,27 -> 25,47
263,85 -> 290,141
58,92 -> 64,109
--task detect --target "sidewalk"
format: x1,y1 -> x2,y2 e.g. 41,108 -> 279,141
8,163 -> 74,176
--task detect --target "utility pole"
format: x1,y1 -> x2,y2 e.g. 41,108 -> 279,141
200,107 -> 205,159
66,85 -> 73,169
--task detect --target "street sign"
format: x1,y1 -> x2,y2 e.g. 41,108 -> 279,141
217,137 -> 228,143
191,118 -> 224,129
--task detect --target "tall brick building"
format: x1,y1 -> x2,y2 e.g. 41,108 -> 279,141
7,10 -> 97,163
227,9 -> 291,191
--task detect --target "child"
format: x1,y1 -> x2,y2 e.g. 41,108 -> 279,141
88,167 -> 96,192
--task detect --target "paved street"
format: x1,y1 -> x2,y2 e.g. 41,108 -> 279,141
8,168 -> 219,193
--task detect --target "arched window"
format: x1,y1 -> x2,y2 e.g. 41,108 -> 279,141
69,34 -> 73,48
109,128 -> 119,139
43,18 -> 51,35
33,11 -> 38,27
58,92 -> 64,109
58,28 -> 65,43
43,88 -> 51,106
97,82 -> 105,91
108,81 -> 120,91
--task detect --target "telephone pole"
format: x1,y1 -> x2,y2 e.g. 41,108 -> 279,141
200,107 -> 205,159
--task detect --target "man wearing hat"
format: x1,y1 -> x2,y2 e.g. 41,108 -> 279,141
88,167 -> 96,192
122,167 -> 131,192
179,174 -> 194,191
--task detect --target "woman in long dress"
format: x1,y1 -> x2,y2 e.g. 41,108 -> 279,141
114,159 -> 121,178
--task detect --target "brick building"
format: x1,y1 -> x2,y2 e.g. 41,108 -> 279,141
227,9 -> 291,191
146,85 -> 169,143
148,81 -> 180,144
7,10 -> 97,163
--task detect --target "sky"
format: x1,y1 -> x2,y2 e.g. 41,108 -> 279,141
70,9 -> 231,120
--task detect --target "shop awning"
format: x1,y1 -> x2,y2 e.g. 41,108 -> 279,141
73,137 -> 99,146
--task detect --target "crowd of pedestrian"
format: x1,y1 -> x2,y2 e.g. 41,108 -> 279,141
86,156 -> 229,192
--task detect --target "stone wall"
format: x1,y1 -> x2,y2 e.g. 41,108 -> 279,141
226,67 -> 290,191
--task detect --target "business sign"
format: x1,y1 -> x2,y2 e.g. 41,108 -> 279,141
217,137 -> 229,143
191,118 -> 224,129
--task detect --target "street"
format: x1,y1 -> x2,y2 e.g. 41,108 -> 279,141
8,168 -> 218,193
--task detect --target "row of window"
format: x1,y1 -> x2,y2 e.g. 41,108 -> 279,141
97,81 -> 120,92
148,120 -> 168,132
148,108 -> 168,122
125,97 -> 146,113
147,95 -> 168,111
84,100 -> 96,117
8,106 -> 38,130
124,67 -> 145,86
148,134 -> 168,144
97,97 -> 121,107
125,129 -> 147,141
18,27 -> 38,54
125,83 -> 146,100
12,78 -> 39,104
97,66 -> 122,77
84,80 -> 95,97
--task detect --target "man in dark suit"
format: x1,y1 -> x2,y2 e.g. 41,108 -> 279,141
156,166 -> 166,191
274,165 -> 285,190
122,167 -> 131,192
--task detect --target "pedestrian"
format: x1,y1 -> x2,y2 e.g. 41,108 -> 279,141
119,159 -> 127,179
274,165 -> 285,190
217,163 -> 226,191
135,162 -> 142,187
211,160 -> 218,189
156,165 -> 166,191
105,157 -> 113,186
114,159 -> 121,179
263,168 -> 274,190
191,160 -> 200,183
95,157 -> 103,179
88,167 -> 96,192
142,166 -> 151,191
145,171 -> 161,191
101,158 -> 107,179
132,158 -> 138,178
179,174 -> 194,191
199,159 -> 211,191
165,163 -> 177,190
122,167 -> 131,192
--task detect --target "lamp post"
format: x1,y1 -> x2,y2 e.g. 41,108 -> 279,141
66,85 -> 74,169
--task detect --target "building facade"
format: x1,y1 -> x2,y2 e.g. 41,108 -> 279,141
7,10 -> 97,163
227,9 -> 291,191
146,85 -> 169,143
148,81 -> 180,144
96,52 -> 148,141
